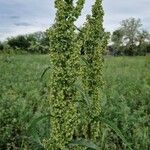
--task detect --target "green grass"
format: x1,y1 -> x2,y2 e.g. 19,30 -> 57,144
102,56 -> 150,150
0,54 -> 150,149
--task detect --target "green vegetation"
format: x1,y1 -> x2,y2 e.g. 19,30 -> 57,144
0,1 -> 150,149
0,54 -> 149,149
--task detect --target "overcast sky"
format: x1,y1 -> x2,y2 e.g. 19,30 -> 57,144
0,0 -> 149,41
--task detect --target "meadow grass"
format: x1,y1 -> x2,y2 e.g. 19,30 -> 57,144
0,54 -> 149,149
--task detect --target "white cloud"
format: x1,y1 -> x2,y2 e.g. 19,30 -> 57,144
0,0 -> 149,41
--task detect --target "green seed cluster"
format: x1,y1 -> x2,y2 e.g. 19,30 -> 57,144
77,0 -> 108,143
47,0 -> 85,149
46,0 -> 108,149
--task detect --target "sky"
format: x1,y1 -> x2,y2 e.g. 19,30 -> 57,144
0,0 -> 149,41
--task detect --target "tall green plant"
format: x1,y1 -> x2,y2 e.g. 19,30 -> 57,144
77,0 -> 108,144
46,0 -> 85,149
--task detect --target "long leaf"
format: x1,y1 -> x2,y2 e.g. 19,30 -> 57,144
96,117 -> 133,150
75,84 -> 91,108
40,66 -> 51,79
28,114 -> 51,147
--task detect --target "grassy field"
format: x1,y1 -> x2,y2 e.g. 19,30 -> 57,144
0,54 -> 150,150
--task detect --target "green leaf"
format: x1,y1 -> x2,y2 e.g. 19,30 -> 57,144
80,56 -> 89,66
97,117 -> 133,150
75,81 -> 91,108
28,114 -> 51,147
40,66 -> 51,79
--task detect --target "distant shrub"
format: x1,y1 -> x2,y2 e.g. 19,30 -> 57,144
1,31 -> 50,54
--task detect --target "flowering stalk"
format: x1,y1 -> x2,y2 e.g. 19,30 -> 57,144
78,0 -> 108,143
47,0 -> 85,149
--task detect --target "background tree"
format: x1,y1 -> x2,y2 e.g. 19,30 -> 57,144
5,31 -> 49,54
111,29 -> 124,55
137,30 -> 149,46
27,31 -> 49,54
7,35 -> 30,51
120,18 -> 142,55
136,30 -> 150,55
111,18 -> 149,56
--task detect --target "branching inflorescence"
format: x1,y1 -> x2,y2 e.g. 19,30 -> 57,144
46,0 -> 108,149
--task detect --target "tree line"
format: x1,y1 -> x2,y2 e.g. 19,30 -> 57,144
0,31 -> 49,54
0,18 -> 149,56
